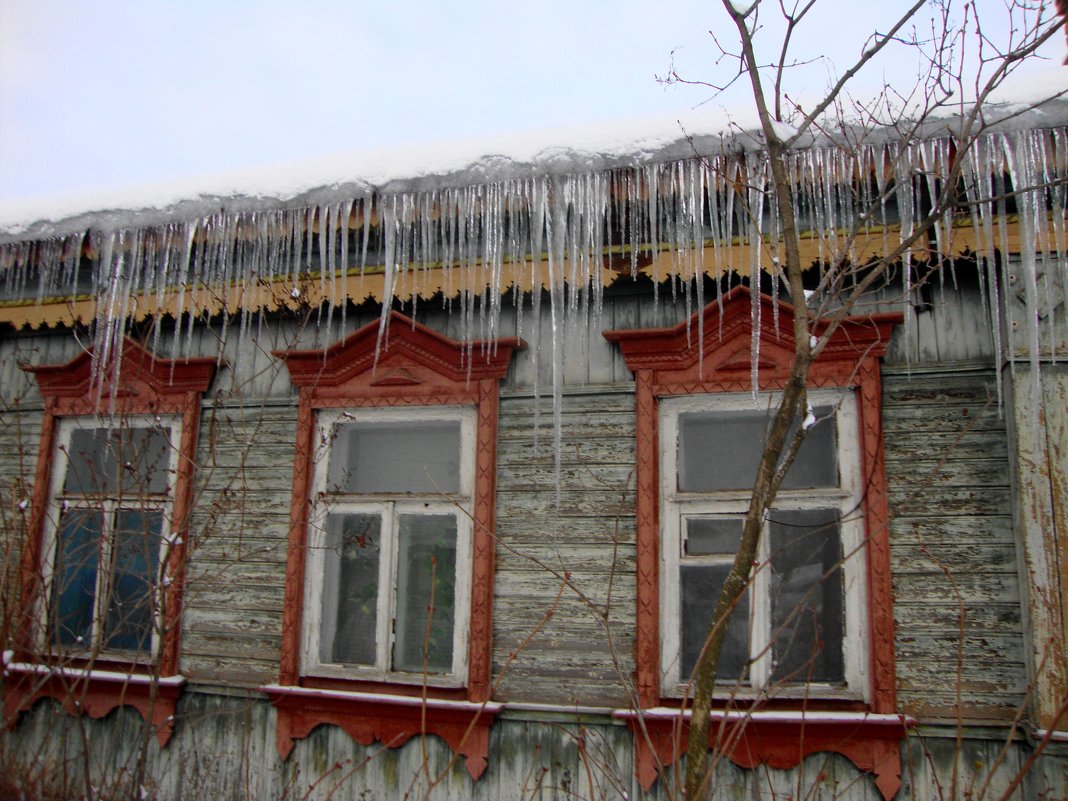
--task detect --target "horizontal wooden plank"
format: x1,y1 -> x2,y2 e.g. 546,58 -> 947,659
899,697 -> 1024,721
498,463 -> 636,493
180,630 -> 282,664
889,515 -> 1015,545
191,541 -> 290,566
500,392 -> 634,415
892,542 -> 1016,572
894,632 -> 1025,664
888,486 -> 1011,517
884,457 -> 1009,487
883,432 -> 1008,462
178,659 -> 278,686
891,572 -> 1022,604
894,600 -> 1022,631
497,436 -> 635,466
183,580 -> 285,613
497,488 -> 638,516
896,661 -> 1028,695
499,422 -> 638,444
497,520 -> 636,547
496,543 -> 637,574
186,554 -> 287,578
491,670 -> 632,703
882,381 -> 1001,407
188,488 -> 293,512
183,605 -> 283,636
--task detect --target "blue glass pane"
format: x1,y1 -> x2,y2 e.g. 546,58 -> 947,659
50,509 -> 102,648
103,510 -> 162,652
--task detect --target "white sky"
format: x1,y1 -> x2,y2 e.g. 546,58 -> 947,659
1,0 -> 1064,208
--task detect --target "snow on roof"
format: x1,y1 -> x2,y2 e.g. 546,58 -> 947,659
0,66 -> 1064,244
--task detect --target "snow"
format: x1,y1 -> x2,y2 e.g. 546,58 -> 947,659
613,707 -> 914,725
2,76 -> 1063,242
260,683 -> 505,712
2,659 -> 187,685
0,109 -> 759,241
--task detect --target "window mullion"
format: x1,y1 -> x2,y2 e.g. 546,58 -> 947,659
749,516 -> 772,689
151,495 -> 169,657
93,498 -> 117,652
378,501 -> 398,674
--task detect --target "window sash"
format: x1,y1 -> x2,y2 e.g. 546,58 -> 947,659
303,408 -> 474,685
659,390 -> 867,699
41,417 -> 179,657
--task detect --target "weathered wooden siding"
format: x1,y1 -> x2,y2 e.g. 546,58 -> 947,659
492,389 -> 637,706
3,284 -> 1065,800
180,399 -> 296,686
883,365 -> 1027,719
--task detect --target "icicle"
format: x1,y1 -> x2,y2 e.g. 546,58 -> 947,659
1003,132 -> 1044,439
2,123 -> 1066,470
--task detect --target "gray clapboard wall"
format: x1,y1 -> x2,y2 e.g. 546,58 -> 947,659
2,281 -> 1063,800
883,366 -> 1026,719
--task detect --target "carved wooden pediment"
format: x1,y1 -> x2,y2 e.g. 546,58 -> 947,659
277,311 -> 521,404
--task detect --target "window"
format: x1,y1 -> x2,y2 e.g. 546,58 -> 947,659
659,391 -> 867,697
10,338 -> 215,746
303,408 -> 474,683
605,288 -> 905,799
271,311 -> 521,779
44,418 -> 179,657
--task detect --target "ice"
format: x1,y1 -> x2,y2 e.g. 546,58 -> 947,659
1,101 -> 1067,493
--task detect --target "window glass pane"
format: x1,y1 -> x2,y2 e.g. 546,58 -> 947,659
680,564 -> 749,683
64,429 -> 111,494
65,427 -> 170,495
678,407 -> 837,491
50,509 -> 102,648
103,510 -> 162,652
322,513 -> 381,665
119,428 -> 171,494
768,508 -> 844,683
328,421 -> 461,494
392,514 -> 457,674
783,409 -> 837,490
685,517 -> 744,555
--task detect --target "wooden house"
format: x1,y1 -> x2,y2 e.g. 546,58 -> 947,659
0,107 -> 1065,800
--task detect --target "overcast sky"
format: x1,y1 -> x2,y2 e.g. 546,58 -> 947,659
1,1 -> 1063,206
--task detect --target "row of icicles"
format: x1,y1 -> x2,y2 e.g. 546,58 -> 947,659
0,126 -> 1065,407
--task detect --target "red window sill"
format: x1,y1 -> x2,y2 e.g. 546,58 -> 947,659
261,683 -> 503,779
3,659 -> 185,745
612,707 -> 913,801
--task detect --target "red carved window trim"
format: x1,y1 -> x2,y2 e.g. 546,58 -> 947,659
8,339 -> 216,746
273,311 -> 521,779
605,287 -> 907,800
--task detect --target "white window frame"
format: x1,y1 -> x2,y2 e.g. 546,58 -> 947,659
39,415 -> 181,658
659,389 -> 869,700
301,406 -> 475,687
